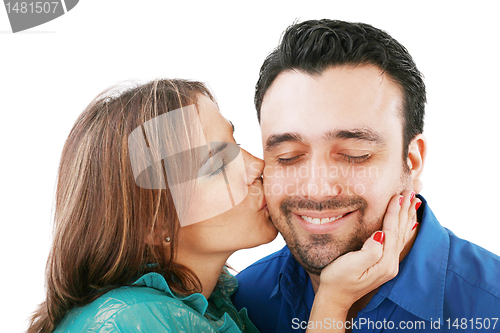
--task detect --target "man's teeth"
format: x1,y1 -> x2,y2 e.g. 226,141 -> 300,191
301,215 -> 344,225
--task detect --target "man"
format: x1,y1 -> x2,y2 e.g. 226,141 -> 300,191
232,19 -> 500,332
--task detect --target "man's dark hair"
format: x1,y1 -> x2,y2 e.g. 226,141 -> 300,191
255,19 -> 426,159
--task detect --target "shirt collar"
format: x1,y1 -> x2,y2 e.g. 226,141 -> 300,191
134,270 -> 251,332
133,272 -> 209,315
362,195 -> 449,322
270,246 -> 312,315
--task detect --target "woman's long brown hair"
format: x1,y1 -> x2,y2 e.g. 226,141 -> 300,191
28,79 -> 214,333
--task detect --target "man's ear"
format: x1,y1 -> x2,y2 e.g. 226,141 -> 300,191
406,134 -> 427,193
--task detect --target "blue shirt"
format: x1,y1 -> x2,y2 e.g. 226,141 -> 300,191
232,196 -> 500,332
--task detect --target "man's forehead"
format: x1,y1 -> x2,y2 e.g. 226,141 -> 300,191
260,65 -> 404,141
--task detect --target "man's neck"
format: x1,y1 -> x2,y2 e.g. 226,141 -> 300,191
309,224 -> 420,317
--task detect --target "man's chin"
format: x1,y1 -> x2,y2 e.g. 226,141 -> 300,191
288,234 -> 366,275
299,258 -> 332,276
273,200 -> 382,276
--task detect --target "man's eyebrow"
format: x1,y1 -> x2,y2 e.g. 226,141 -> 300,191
264,132 -> 303,151
229,120 -> 235,133
324,128 -> 385,145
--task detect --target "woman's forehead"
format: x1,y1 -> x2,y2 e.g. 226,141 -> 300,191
197,95 -> 232,139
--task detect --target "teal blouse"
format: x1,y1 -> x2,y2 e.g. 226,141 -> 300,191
54,269 -> 259,332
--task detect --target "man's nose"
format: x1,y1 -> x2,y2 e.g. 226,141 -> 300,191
299,158 -> 343,201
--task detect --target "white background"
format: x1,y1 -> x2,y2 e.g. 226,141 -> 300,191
1,1 -> 499,332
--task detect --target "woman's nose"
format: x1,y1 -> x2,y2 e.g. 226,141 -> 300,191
241,149 -> 264,185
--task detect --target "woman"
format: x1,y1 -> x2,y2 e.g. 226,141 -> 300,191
28,79 -> 419,332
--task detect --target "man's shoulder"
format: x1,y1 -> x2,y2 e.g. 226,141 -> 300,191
445,229 -> 500,300
236,245 -> 291,283
232,246 -> 292,307
232,246 -> 296,332
417,197 -> 500,305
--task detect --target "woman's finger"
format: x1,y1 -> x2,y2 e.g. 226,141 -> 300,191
378,193 -> 404,267
347,230 -> 385,278
376,191 -> 415,278
404,197 -> 420,245
395,191 -> 418,252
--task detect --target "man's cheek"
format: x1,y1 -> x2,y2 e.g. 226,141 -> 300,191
346,164 -> 385,197
264,175 -> 289,201
355,181 -> 393,224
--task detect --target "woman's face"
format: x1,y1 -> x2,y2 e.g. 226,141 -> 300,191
176,95 -> 277,255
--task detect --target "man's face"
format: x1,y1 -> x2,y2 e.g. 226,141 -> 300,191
260,65 -> 412,275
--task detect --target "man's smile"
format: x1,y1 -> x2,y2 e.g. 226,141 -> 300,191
292,209 -> 359,234
296,209 -> 356,225
300,214 -> 344,225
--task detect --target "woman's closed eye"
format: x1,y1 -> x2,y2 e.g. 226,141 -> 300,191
208,155 -> 227,177
198,153 -> 227,178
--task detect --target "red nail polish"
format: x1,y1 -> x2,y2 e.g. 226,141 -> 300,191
415,201 -> 422,210
410,192 -> 415,202
399,196 -> 403,206
412,222 -> 419,231
374,231 -> 385,244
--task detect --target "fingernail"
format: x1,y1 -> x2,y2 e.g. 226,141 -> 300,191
415,201 -> 422,210
374,231 -> 385,244
399,196 -> 403,206
412,222 -> 419,231
410,192 -> 415,202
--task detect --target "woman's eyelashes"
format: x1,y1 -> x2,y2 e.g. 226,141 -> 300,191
208,156 -> 227,178
197,142 -> 241,179
198,154 -> 228,179
276,153 -> 371,165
